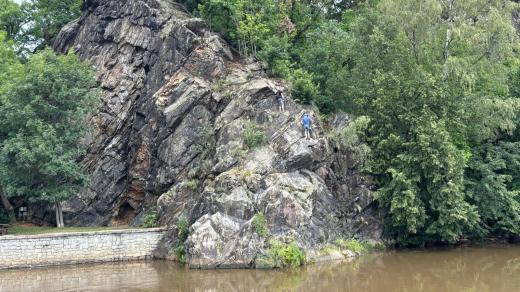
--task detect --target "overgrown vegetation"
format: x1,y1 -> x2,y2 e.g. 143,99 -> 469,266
171,217 -> 189,264
334,238 -> 384,254
194,126 -> 214,156
0,0 -> 82,55
252,212 -> 268,237
176,217 -> 190,241
266,240 -> 306,268
142,212 -> 158,228
243,121 -> 267,149
172,244 -> 186,264
333,116 -> 371,168
183,180 -> 198,190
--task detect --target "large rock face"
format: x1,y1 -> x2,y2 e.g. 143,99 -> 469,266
53,0 -> 381,268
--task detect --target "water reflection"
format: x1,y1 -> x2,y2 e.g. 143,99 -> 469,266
0,245 -> 519,292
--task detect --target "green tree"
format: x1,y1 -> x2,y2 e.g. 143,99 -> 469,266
0,0 -> 82,53
0,0 -> 25,40
0,30 -> 21,222
0,0 -> 33,54
345,0 -> 519,245
465,141 -> 520,237
198,0 -> 285,55
0,49 -> 99,227
28,0 -> 82,49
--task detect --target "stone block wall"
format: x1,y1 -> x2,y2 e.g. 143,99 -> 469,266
0,228 -> 165,269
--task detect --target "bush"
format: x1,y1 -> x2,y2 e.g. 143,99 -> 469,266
258,35 -> 292,78
336,116 -> 371,167
167,217 -> 190,264
142,212 -> 158,228
314,95 -> 336,115
244,122 -> 266,149
176,217 -> 189,241
183,180 -> 198,190
194,126 -> 214,156
267,240 -> 306,268
172,244 -> 187,264
290,69 -> 318,105
334,238 -> 383,254
252,212 -> 268,237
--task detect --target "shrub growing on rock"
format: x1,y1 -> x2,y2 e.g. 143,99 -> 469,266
244,122 -> 266,149
142,212 -> 158,228
267,240 -> 306,268
173,244 -> 186,263
334,238 -> 383,254
252,212 -> 268,237
171,217 -> 190,264
290,69 -> 318,105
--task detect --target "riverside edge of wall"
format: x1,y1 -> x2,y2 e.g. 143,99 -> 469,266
0,228 -> 165,269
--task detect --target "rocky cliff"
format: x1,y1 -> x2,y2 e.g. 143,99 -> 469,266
52,0 -> 381,268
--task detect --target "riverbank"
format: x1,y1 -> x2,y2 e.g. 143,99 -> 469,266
0,228 -> 165,270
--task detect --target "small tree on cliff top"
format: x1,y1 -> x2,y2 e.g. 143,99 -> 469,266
0,48 -> 99,227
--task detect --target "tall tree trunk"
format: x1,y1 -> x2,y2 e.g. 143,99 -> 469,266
55,202 -> 64,228
59,203 -> 64,228
0,188 -> 16,223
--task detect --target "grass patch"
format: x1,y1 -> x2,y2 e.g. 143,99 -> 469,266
319,245 -> 340,255
176,217 -> 189,241
172,244 -> 187,264
334,238 -> 385,254
169,217 -> 190,264
244,121 -> 266,149
183,179 -> 198,190
7,225 -> 133,236
142,212 -> 158,228
211,78 -> 226,92
266,240 -> 306,268
252,212 -> 268,237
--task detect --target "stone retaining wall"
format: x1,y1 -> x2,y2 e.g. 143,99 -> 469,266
0,228 -> 165,269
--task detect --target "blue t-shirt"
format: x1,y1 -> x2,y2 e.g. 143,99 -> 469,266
302,115 -> 311,128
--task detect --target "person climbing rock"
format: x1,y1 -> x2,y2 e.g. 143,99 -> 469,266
276,90 -> 285,112
301,112 -> 312,140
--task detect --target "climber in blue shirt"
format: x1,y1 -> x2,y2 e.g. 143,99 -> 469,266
301,113 -> 312,140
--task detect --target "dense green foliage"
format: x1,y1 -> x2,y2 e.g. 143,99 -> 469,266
244,121 -> 267,149
172,217 -> 189,263
189,0 -> 520,245
0,0 -> 82,54
267,240 -> 306,268
252,212 -> 268,237
142,212 -> 158,228
0,31 -> 98,226
334,237 -> 385,254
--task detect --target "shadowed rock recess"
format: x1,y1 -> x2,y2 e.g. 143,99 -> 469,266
52,0 -> 382,268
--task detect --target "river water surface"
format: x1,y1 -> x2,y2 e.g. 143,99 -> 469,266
0,245 -> 519,292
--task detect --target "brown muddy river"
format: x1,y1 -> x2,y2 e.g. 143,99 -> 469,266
0,245 -> 519,292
